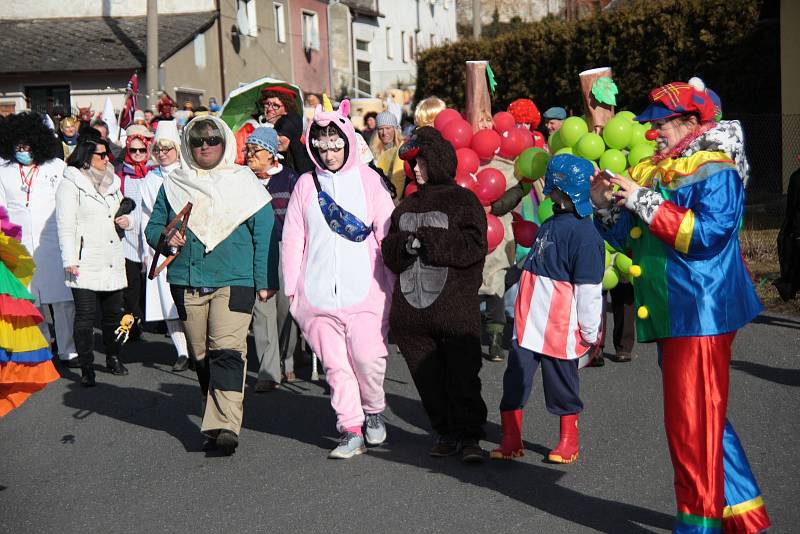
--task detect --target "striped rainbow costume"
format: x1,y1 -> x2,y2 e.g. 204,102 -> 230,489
0,206 -> 58,417
599,150 -> 770,533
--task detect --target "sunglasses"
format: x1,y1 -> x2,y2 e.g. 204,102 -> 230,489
128,147 -> 148,154
189,135 -> 223,148
93,151 -> 108,159
154,146 -> 175,154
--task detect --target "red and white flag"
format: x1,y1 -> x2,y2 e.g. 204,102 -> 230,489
118,73 -> 139,129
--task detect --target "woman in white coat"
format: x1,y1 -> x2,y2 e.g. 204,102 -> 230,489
139,121 -> 190,371
56,132 -> 129,387
0,112 -> 78,366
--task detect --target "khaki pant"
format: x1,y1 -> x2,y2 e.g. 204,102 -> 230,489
181,286 -> 254,436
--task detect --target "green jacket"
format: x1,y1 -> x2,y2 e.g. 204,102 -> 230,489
144,186 -> 279,290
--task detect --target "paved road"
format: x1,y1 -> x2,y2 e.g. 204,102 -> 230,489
1,312 -> 798,533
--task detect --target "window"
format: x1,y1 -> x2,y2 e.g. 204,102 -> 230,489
176,89 -> 203,108
25,85 -> 70,116
302,11 -> 320,51
237,0 -> 258,37
194,33 -> 206,68
386,27 -> 393,59
356,60 -> 371,96
400,30 -> 406,63
430,33 -> 436,48
356,39 -> 369,52
408,34 -> 415,61
273,3 -> 286,43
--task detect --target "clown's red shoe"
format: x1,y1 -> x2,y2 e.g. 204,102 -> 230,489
490,410 -> 524,460
547,414 -> 579,464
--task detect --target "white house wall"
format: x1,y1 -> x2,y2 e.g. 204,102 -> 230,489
350,0 -> 456,96
2,0 -> 217,18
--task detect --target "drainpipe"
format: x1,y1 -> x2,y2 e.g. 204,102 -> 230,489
326,0 -> 339,96
215,0 -> 226,100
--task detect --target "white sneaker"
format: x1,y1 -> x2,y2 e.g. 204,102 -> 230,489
328,432 -> 366,459
365,413 -> 387,446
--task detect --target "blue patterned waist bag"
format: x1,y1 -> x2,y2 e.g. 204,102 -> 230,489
312,170 -> 372,242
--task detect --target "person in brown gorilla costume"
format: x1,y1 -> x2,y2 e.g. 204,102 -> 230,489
381,126 -> 489,463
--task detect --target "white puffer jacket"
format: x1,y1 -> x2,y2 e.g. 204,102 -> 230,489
56,166 -> 127,291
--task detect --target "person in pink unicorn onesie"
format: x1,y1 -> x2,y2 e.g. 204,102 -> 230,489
281,100 -> 396,459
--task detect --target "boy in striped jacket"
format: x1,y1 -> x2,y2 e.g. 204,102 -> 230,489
491,154 -> 604,464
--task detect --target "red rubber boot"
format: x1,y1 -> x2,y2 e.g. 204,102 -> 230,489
547,414 -> 579,464
490,410 -> 524,459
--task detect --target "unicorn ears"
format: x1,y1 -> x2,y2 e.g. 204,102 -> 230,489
339,99 -> 350,118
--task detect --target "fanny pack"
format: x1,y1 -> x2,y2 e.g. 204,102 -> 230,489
311,170 -> 372,243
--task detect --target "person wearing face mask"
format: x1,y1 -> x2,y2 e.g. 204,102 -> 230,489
0,112 -> 79,368
116,124 -> 154,341
369,112 -> 406,202
57,131 -> 129,387
244,127 -> 299,391
139,120 -> 189,372
381,126 -> 489,463
144,116 -> 279,455
282,100 -> 395,459
590,82 -> 770,533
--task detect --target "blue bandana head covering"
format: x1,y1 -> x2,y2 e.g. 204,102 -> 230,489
312,170 -> 372,242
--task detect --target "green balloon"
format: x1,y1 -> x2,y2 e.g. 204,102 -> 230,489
602,267 -> 619,291
575,132 -> 605,160
515,149 -> 535,178
538,197 -> 554,223
560,117 -> 589,147
629,123 -> 649,147
515,148 -> 547,179
548,130 -> 565,153
603,116 -> 633,149
555,147 -> 573,155
531,150 -> 550,179
599,148 -> 627,174
628,143 -> 655,167
615,111 -> 636,122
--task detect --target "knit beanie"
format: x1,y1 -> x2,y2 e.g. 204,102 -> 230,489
246,126 -> 283,159
375,111 -> 399,129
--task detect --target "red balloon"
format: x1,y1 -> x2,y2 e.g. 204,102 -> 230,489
498,128 -> 531,159
511,211 -> 523,223
433,108 -> 461,131
471,129 -> 502,161
404,182 -> 418,197
512,220 -> 538,248
493,111 -> 516,134
645,129 -> 659,141
455,170 -> 477,191
441,119 -> 474,150
456,148 -> 480,174
474,167 -> 506,206
486,213 -> 505,253
404,160 -> 414,180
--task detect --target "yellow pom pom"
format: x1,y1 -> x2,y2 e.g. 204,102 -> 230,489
630,227 -> 642,239
637,306 -> 649,319
629,265 -> 642,278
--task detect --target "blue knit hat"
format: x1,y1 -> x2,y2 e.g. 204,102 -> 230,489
246,126 -> 283,159
543,154 -> 594,218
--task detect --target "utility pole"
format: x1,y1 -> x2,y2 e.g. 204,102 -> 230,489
472,0 -> 481,39
146,0 -> 159,110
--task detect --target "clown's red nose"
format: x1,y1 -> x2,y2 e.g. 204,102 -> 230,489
645,129 -> 659,141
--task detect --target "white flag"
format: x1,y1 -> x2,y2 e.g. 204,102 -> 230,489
102,97 -> 120,143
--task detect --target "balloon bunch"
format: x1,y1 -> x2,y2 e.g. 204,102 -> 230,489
602,241 -> 641,291
434,108 -> 541,254
548,113 -> 657,173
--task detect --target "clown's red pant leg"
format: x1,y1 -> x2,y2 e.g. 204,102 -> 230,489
659,334 -> 770,534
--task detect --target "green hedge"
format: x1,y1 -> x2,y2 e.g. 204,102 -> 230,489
416,0 -> 778,115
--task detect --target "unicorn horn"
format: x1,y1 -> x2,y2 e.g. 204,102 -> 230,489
322,94 -> 333,112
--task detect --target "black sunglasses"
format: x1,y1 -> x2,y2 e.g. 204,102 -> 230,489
189,135 -> 223,148
128,147 -> 148,154
93,151 -> 109,159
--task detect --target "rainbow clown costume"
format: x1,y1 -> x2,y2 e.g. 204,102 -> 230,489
0,206 -> 58,417
596,83 -> 770,533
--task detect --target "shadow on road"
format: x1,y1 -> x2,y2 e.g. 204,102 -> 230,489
752,314 -> 800,330
731,359 -> 800,387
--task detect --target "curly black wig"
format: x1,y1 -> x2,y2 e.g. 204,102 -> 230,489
406,126 -> 456,185
0,112 -> 60,164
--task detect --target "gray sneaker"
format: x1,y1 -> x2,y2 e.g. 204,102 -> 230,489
365,413 -> 387,446
328,432 -> 366,459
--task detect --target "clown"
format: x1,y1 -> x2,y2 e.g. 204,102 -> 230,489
591,82 -> 770,533
507,98 -> 546,149
281,99 -> 395,459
